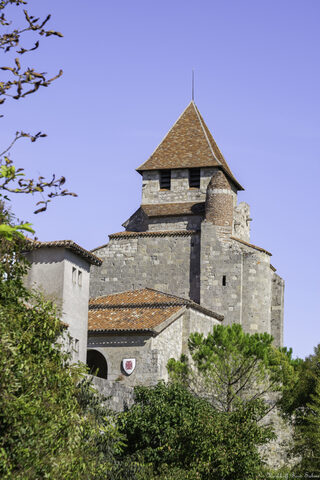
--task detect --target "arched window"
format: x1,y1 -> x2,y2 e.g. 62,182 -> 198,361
87,349 -> 108,379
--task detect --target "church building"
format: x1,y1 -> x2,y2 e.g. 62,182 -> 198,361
87,101 -> 284,383
25,100 -> 284,386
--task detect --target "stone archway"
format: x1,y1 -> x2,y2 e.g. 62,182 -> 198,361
87,349 -> 108,379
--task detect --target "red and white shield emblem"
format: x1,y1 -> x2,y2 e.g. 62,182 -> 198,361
122,358 -> 136,375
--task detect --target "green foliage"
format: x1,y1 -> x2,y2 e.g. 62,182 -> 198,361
0,237 -> 127,479
118,382 -> 274,480
283,345 -> 320,475
0,221 -> 34,239
168,323 -> 297,415
280,345 -> 319,417
292,376 -> 320,475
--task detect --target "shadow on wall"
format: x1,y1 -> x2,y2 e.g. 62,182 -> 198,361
189,232 -> 200,303
87,349 -> 108,379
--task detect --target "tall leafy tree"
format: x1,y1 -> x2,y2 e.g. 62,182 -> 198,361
292,374 -> 320,475
168,323 -> 297,417
280,345 -> 320,475
0,4 -> 134,478
0,227 -> 128,479
280,344 -> 320,416
118,382 -> 274,480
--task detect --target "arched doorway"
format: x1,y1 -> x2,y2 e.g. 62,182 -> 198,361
87,349 -> 108,379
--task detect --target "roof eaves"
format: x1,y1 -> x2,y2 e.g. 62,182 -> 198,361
25,239 -> 102,266
152,305 -> 186,334
186,301 -> 224,321
231,236 -> 272,256
108,230 -> 196,239
88,327 -> 155,334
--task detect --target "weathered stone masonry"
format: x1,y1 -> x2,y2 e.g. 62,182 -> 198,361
90,231 -> 201,303
90,100 -> 284,347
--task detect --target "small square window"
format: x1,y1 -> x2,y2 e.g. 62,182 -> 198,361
78,270 -> 82,286
189,168 -> 200,188
72,267 -> 76,284
159,170 -> 171,190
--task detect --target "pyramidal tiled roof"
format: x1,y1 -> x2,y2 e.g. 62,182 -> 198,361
136,101 -> 243,190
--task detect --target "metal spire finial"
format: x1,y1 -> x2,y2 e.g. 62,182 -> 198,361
192,70 -> 194,101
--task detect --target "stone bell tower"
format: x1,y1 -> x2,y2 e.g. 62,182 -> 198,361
90,100 -> 284,347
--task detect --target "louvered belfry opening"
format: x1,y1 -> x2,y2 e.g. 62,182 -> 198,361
159,170 -> 171,189
189,168 -> 200,188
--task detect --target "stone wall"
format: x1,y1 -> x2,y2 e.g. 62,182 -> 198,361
234,202 -> 251,242
200,222 -> 274,337
259,406 -> 296,470
241,250 -> 272,335
88,331 -> 161,386
200,221 -> 243,325
24,247 -> 91,363
141,167 -> 223,205
88,307 -> 219,386
90,376 -> 135,412
90,232 -> 200,302
271,272 -> 285,347
147,215 -> 202,232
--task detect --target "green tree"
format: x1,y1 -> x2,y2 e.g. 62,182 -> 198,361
292,374 -> 320,476
168,323 -> 297,416
280,345 -> 320,476
0,4 -> 134,477
0,232 -> 128,479
280,345 -> 319,416
118,382 -> 273,480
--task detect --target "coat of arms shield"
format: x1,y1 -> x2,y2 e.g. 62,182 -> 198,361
122,358 -> 136,375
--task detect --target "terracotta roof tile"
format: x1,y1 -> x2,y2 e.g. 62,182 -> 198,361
108,230 -> 196,240
88,305 -> 182,332
88,288 -> 223,332
142,202 -> 205,217
25,239 -> 102,266
90,288 -> 188,306
136,101 -> 243,190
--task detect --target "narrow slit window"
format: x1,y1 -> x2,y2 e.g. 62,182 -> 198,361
72,267 -> 77,284
78,270 -> 82,286
222,275 -> 227,286
159,170 -> 171,190
189,168 -> 200,188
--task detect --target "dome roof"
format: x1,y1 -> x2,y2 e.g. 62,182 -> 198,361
207,170 -> 231,191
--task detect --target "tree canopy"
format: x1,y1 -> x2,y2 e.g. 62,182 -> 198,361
168,323 -> 297,416
118,381 -> 273,480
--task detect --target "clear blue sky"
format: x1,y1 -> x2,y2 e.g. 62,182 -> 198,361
2,0 -> 320,359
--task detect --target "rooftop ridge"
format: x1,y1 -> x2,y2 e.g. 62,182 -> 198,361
89,302 -> 186,309
25,239 -> 102,266
89,287 -> 224,321
192,101 -> 222,166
